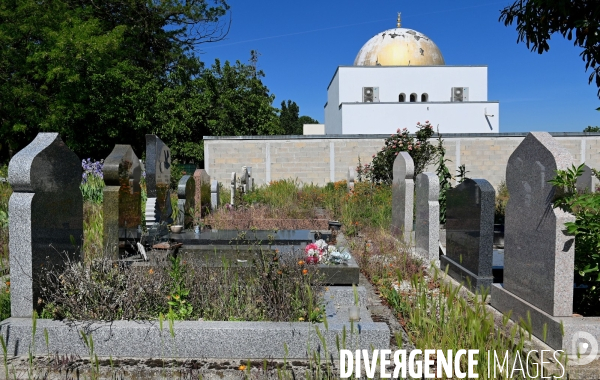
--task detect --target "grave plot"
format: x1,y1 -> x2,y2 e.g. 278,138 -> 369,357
0,132 -> 382,365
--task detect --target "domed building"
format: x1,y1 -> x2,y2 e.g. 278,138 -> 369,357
323,14 -> 499,134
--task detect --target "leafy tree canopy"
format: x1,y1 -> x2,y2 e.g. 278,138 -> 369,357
584,126 -> 600,132
500,0 -> 600,97
279,100 -> 319,135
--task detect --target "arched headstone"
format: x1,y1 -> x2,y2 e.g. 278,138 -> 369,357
441,178 -> 495,292
8,133 -> 82,317
391,152 -> 414,241
103,145 -> 141,258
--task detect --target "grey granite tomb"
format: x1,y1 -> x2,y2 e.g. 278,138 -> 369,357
8,133 -> 83,317
103,145 -> 141,258
576,164 -> 594,193
145,135 -> 172,228
176,175 -> 195,228
415,172 -> 439,264
441,178 -> 495,293
391,152 -> 414,242
490,132 -> 600,355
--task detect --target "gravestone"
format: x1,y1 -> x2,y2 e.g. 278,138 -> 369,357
415,172 -> 439,263
193,169 -> 210,219
441,179 -> 495,293
211,180 -> 219,211
240,166 -> 250,193
176,175 -> 195,228
103,145 -> 141,258
247,166 -> 254,191
391,152 -> 414,241
576,164 -> 594,193
230,172 -> 236,206
145,135 -> 172,228
490,132 -> 595,355
347,166 -> 355,192
8,133 -> 82,317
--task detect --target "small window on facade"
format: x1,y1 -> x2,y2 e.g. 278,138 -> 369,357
421,93 -> 428,102
399,93 -> 406,102
410,93 -> 417,102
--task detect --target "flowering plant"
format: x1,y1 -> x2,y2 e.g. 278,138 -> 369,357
80,158 -> 104,204
304,239 -> 351,264
358,121 -> 439,185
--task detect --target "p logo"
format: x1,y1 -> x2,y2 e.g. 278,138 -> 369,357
571,331 -> 598,366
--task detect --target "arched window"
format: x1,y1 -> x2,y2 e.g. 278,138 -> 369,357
410,93 -> 417,102
421,93 -> 429,102
399,93 -> 406,102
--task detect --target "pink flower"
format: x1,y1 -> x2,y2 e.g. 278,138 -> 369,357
408,145 -> 413,150
395,152 -> 398,155
397,128 -> 400,133
416,122 -> 420,125
425,120 -> 429,123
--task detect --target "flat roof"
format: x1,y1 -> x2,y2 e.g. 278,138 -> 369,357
204,132 -> 600,140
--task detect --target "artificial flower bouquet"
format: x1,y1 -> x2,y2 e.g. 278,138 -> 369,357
304,239 -> 351,264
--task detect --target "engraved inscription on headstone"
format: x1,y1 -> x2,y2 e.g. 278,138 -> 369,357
8,133 -> 83,317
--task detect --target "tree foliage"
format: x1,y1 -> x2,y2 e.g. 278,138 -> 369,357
500,0 -> 600,97
279,100 -> 319,135
0,0 -> 234,162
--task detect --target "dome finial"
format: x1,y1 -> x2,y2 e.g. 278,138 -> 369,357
397,12 -> 401,28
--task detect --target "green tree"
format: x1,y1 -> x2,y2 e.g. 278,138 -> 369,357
0,0 -> 229,161
279,100 -> 319,135
152,57 -> 282,164
500,0 -> 600,97
584,126 -> 600,132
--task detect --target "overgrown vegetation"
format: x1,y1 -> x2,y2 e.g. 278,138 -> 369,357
40,246 -> 324,323
550,163 -> 600,315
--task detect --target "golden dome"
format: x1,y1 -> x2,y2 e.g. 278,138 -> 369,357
354,27 -> 445,66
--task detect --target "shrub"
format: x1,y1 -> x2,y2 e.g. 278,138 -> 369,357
361,121 -> 439,185
550,163 -> 600,315
494,180 -> 509,224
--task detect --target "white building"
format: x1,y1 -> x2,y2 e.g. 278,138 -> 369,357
324,16 -> 499,135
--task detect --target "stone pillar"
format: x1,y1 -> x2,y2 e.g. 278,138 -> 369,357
8,133 -> 83,317
103,145 -> 141,258
145,135 -> 172,229
347,166 -> 355,192
193,169 -> 210,219
415,172 -> 439,264
210,180 -> 219,211
391,152 -> 414,241
177,175 -> 195,227
230,172 -> 236,206
441,178 -> 495,293
241,166 -> 249,194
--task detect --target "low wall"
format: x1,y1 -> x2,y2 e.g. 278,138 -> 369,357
204,133 -> 600,189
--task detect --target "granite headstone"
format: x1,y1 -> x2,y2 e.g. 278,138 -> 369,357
441,178 -> 495,292
415,172 -> 439,263
391,152 -> 414,241
176,175 -> 195,227
102,145 -> 141,258
347,166 -> 355,192
492,132 -> 576,317
145,135 -> 172,226
230,172 -> 236,206
193,169 -> 210,220
8,133 -> 83,317
211,180 -> 219,211
576,164 -> 594,193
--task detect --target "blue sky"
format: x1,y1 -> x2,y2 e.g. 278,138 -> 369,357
198,0 -> 600,133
